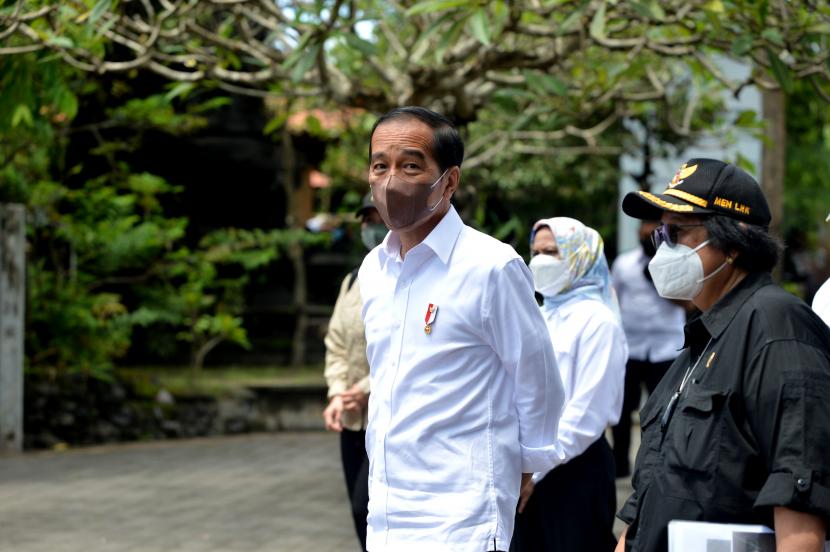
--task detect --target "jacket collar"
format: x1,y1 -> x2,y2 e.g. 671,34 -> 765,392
683,271 -> 773,347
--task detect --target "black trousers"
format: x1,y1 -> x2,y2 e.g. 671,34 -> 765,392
340,428 -> 369,552
511,436 -> 617,552
611,358 -> 672,477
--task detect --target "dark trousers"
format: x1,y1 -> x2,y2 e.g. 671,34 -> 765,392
611,358 -> 672,477
340,428 -> 369,552
511,436 -> 617,552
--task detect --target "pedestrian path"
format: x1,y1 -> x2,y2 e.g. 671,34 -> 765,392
0,432 -> 633,552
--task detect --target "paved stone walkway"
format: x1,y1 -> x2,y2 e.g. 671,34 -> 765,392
0,432 -> 634,552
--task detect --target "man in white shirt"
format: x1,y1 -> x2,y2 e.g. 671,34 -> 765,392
358,107 -> 565,552
610,221 -> 686,477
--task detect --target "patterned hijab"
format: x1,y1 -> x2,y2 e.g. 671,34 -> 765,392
530,217 -> 619,318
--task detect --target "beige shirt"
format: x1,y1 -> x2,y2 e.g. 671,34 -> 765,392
324,272 -> 370,431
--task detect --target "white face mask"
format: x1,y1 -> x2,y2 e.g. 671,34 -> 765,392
529,254 -> 570,297
647,240 -> 728,300
361,223 -> 387,250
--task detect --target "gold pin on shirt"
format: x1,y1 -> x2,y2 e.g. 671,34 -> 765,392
706,351 -> 717,369
424,303 -> 438,334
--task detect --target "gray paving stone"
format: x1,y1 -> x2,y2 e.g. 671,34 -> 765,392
0,431 -> 635,551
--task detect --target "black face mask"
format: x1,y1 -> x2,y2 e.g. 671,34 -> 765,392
640,236 -> 657,258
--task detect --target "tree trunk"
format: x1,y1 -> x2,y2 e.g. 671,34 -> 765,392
0,204 -> 25,452
192,334 -> 225,379
281,126 -> 308,368
761,90 -> 786,235
761,88 -> 786,280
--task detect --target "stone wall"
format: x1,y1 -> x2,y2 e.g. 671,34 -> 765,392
24,374 -> 327,450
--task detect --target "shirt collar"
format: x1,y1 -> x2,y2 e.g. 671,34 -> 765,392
378,205 -> 463,266
683,271 -> 774,348
421,205 -> 463,264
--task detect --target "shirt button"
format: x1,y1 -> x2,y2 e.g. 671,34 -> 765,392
797,478 -> 809,491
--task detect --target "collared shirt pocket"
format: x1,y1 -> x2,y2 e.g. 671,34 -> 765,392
664,387 -> 727,475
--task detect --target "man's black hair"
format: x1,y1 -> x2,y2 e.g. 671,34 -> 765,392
369,106 -> 464,172
703,215 -> 782,273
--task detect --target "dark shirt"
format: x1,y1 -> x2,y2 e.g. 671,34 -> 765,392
618,271 -> 830,552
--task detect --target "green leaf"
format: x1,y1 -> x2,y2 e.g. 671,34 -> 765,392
11,104 -> 33,128
190,97 -> 232,114
733,152 -> 756,174
590,1 -> 607,41
435,17 -> 466,61
560,0 -> 589,33
164,82 -> 194,102
630,0 -> 665,21
766,47 -> 793,93
290,42 -> 321,82
523,70 -> 569,96
95,15 -> 118,37
731,35 -> 753,56
305,115 -> 323,136
89,0 -> 111,24
411,12 -> 455,62
733,109 -> 758,127
281,32 -> 313,68
647,1 -> 666,20
263,112 -> 288,136
406,0 -> 471,16
806,23 -> 830,34
761,28 -> 784,46
705,0 -> 725,13
468,8 -> 491,46
47,35 -> 75,49
491,2 -> 509,36
343,33 -> 377,57
56,89 -> 79,120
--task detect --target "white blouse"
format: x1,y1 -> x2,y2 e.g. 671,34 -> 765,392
534,294 -> 628,482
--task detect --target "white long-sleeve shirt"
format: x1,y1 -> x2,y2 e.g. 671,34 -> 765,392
358,206 -> 565,552
533,295 -> 627,482
813,277 -> 830,327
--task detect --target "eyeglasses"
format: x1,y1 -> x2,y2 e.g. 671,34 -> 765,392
651,223 -> 705,249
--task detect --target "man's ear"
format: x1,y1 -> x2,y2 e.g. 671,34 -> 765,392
446,166 -> 461,195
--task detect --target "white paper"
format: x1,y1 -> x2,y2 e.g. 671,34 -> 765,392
668,520 -> 830,552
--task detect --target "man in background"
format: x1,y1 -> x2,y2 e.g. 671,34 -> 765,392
610,220 -> 686,477
322,195 -> 387,552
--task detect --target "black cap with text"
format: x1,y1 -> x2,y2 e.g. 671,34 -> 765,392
622,158 -> 772,227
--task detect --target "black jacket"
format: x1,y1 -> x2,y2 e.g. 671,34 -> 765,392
619,271 -> 830,552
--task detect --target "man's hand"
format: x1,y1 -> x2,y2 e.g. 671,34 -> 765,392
774,506 -> 826,552
518,473 -> 535,514
614,526 -> 628,552
340,384 -> 369,413
323,395 -> 344,432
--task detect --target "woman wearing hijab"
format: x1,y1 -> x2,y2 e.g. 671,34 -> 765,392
512,217 -> 628,552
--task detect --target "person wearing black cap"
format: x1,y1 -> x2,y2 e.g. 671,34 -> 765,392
322,194 -> 387,552
614,159 -> 830,552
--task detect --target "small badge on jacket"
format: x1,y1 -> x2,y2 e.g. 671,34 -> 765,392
424,304 -> 438,334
